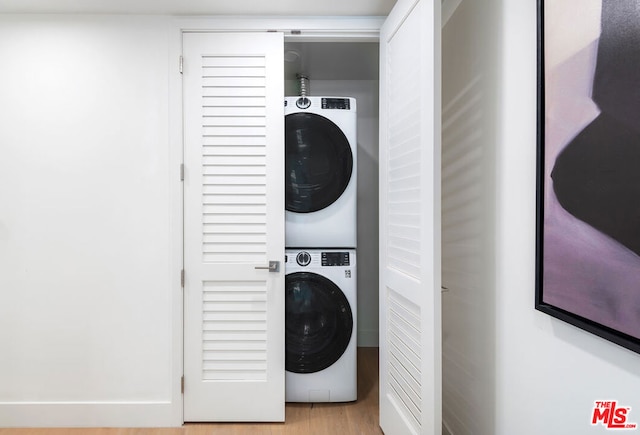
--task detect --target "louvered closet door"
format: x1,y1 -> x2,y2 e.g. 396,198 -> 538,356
379,0 -> 442,434
182,32 -> 284,422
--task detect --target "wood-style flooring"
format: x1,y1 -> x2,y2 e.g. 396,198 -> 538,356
0,347 -> 381,435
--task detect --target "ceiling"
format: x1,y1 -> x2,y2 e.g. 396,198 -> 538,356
0,0 -> 397,15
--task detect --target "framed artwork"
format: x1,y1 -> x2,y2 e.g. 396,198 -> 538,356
536,0 -> 640,354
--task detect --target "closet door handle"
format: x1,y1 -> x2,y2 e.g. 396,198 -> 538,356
255,261 -> 280,272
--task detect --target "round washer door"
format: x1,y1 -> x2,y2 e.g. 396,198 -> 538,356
285,112 -> 353,213
285,271 -> 353,374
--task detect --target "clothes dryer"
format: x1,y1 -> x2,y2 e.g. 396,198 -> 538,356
285,249 -> 357,402
285,96 -> 357,248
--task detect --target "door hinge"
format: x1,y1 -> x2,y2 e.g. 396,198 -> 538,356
179,56 -> 183,74
181,376 -> 184,394
181,269 -> 185,287
180,163 -> 184,181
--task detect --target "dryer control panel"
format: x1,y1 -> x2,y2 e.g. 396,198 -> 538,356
322,98 -> 351,110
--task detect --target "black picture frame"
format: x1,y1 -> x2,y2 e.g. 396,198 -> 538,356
535,0 -> 640,355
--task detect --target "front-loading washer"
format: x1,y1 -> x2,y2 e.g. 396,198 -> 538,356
285,248 -> 357,402
285,96 -> 357,248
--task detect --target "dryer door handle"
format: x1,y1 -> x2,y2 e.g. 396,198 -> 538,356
255,261 -> 280,273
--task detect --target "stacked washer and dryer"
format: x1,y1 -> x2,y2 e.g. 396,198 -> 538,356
284,93 -> 358,403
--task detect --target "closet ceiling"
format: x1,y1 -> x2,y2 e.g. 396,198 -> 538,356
0,0 -> 396,15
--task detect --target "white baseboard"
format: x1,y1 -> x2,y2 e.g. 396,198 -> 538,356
0,402 -> 181,427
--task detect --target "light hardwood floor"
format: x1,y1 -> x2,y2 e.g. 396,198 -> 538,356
0,348 -> 381,435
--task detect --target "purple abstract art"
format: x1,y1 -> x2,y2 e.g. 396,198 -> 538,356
537,0 -> 640,353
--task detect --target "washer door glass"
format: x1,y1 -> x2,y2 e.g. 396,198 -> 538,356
285,113 -> 353,213
286,272 -> 353,374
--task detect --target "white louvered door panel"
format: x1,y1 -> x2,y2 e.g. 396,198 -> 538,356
379,1 -> 442,434
183,32 -> 284,422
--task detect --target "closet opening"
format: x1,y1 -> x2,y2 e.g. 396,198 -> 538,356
283,40 -> 381,350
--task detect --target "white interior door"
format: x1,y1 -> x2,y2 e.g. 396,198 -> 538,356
379,0 -> 442,434
182,32 -> 285,422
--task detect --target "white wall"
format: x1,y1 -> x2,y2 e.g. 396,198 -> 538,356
496,1 -> 640,435
442,1 -> 640,434
441,1 -> 497,434
0,16 -> 380,427
0,15 -> 182,426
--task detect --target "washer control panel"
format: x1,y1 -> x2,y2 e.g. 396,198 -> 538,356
285,250 -> 353,268
296,251 -> 312,266
321,251 -> 350,266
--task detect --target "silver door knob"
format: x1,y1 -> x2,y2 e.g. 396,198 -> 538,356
255,261 -> 280,272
